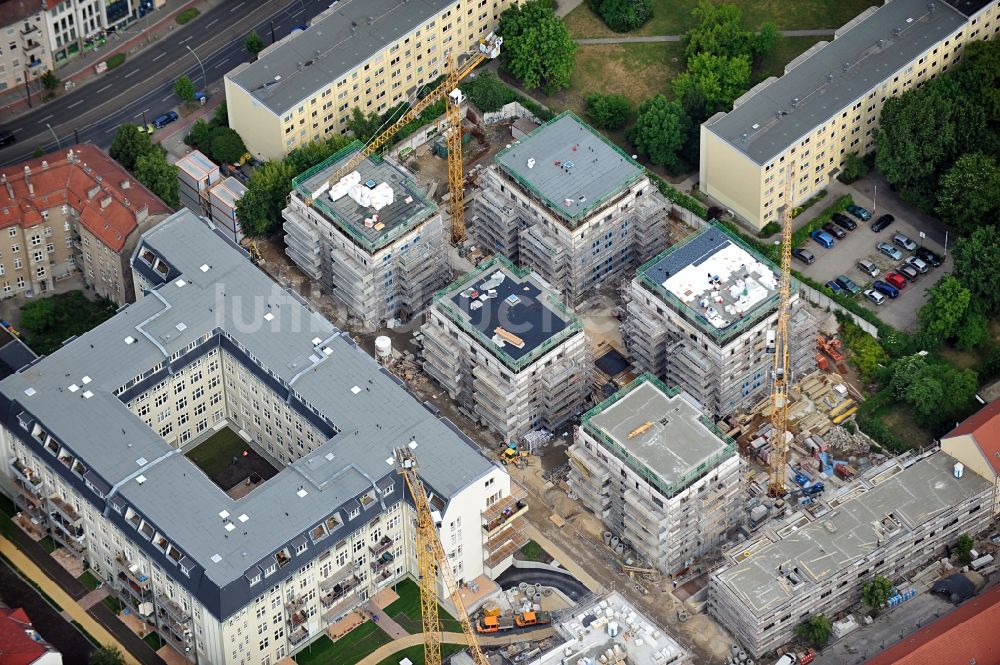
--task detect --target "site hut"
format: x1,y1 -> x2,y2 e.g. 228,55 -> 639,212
470,112 -> 670,303
567,374 -> 745,576
621,224 -> 816,418
0,209 -> 524,665
709,450 -> 994,658
699,0 -> 1000,230
282,142 -> 449,331
421,255 -> 589,443
223,0 -> 519,160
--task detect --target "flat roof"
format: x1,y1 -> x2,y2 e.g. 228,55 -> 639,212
293,143 -> 436,252
706,0 -> 969,164
494,112 -> 644,227
585,378 -> 731,490
639,225 -> 780,341
435,256 -> 581,371
227,0 -> 454,115
714,452 -> 991,615
0,210 -> 494,620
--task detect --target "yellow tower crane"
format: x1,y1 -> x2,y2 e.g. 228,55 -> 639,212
767,162 -> 796,498
396,448 -> 489,665
315,34 -> 502,244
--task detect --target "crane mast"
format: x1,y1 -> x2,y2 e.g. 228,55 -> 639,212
767,162 -> 796,497
396,449 -> 489,665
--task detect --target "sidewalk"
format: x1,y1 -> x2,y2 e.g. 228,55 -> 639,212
1,0 -> 221,120
159,92 -> 226,161
363,600 -> 409,640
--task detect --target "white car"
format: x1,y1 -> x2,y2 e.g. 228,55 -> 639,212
864,289 -> 885,306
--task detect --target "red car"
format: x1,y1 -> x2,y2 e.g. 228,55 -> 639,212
885,272 -> 907,290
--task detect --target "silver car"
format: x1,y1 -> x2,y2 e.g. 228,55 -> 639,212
864,289 -> 885,306
893,232 -> 918,252
905,255 -> 929,273
877,242 -> 902,261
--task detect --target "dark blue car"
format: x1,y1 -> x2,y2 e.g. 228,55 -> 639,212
872,280 -> 900,299
153,111 -> 179,128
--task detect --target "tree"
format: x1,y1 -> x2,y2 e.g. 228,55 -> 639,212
134,149 -> 179,208
41,70 -> 60,93
917,276 -> 971,344
212,101 -> 230,128
20,298 -> 58,333
245,30 -> 265,59
795,615 -> 832,649
890,354 -> 978,429
285,136 -> 351,173
586,93 -> 632,130
952,225 -> 1000,315
683,1 -> 772,61
630,95 -> 689,172
755,22 -> 779,56
499,0 -> 577,93
955,40 -> 1000,123
185,119 -> 214,151
209,127 -> 247,164
936,153 -> 1000,235
233,185 -> 272,237
837,152 -> 870,184
347,107 -> 383,142
174,75 -> 196,103
460,71 -> 516,112
956,306 -> 990,351
672,52 -> 751,116
955,533 -> 975,564
862,575 -> 894,613
109,124 -> 154,172
89,646 -> 125,665
598,0 -> 653,33
236,160 -> 296,237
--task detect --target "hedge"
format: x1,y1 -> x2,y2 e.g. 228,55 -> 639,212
105,53 -> 126,70
646,172 -> 708,220
175,7 -> 199,24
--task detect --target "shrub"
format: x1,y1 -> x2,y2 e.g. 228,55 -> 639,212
105,53 -> 126,70
175,8 -> 199,25
791,189 -> 828,218
645,172 -> 708,220
837,152 -> 871,184
585,93 -> 632,130
596,0 -> 653,32
757,221 -> 780,238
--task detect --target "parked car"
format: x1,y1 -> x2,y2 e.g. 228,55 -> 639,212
835,274 -> 862,295
153,111 -> 179,128
822,223 -> 846,239
825,280 -> 845,295
847,204 -> 871,221
871,214 -> 895,232
873,280 -> 900,299
905,255 -> 929,273
136,122 -> 156,134
877,242 -> 903,260
792,248 -> 816,264
858,259 -> 880,278
864,289 -> 886,305
811,229 -> 835,249
893,232 -> 918,252
915,246 -> 943,267
0,129 -> 15,147
831,213 -> 857,231
898,263 -> 920,282
885,272 -> 908,290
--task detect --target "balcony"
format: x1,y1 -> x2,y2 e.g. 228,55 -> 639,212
321,592 -> 360,624
20,23 -> 39,36
157,594 -> 190,623
115,554 -> 151,590
286,609 -> 307,630
484,531 -> 529,568
288,627 -> 309,646
49,496 -> 81,524
10,458 -> 43,489
482,500 -> 528,539
369,536 -> 393,557
320,576 -> 360,608
482,484 -> 528,524
284,594 -> 306,612
370,551 -> 395,573
320,564 -> 360,591
22,41 -> 42,55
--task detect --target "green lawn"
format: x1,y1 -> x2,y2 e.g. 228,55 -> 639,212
184,428 -> 247,477
564,0 -> 880,39
143,632 -> 164,651
374,644 -> 466,665
295,622 -> 392,665
384,579 -> 462,634
78,571 -> 102,591
518,540 -> 552,563
102,596 -> 123,614
39,536 -> 56,553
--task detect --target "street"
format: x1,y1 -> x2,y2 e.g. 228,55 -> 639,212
0,0 -> 334,163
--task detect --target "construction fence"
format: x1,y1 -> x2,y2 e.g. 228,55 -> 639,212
798,283 -> 880,339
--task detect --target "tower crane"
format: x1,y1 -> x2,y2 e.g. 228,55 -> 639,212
315,34 -> 502,244
767,162 -> 796,497
396,448 -> 489,665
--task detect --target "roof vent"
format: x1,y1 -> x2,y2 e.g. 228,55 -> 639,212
827,73 -> 834,83
210,553 -> 223,563
842,61 -> 851,72
297,488 -> 308,498
100,196 -> 112,209
124,336 -> 135,344
136,474 -> 147,485
219,510 -> 230,519
24,387 -> 36,397
791,97 -> 800,107
82,390 -> 93,399
41,161 -> 48,170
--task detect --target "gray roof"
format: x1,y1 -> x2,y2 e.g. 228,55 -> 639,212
0,210 -> 495,619
494,112 -> 644,227
586,379 -> 731,489
705,0 -> 969,165
227,0 -> 455,116
713,452 -> 990,615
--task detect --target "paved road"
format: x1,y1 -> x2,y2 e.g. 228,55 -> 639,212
0,0 -> 335,165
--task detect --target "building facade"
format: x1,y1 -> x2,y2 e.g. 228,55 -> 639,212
0,210 -> 523,665
224,0 -> 519,160
700,0 -> 1000,230
709,450 -> 993,658
0,2 -> 53,94
471,112 -> 670,303
621,224 -> 816,417
568,375 -> 745,575
0,145 -> 171,305
421,255 -> 589,442
940,397 -> 1000,515
282,142 -> 449,331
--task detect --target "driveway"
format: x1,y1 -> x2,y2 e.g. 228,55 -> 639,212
795,175 -> 952,331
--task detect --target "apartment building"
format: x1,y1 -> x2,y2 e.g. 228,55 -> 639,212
567,375 -> 744,575
621,224 -> 816,417
471,112 -> 669,303
282,142 -> 449,331
42,0 -> 106,65
940,396 -> 1000,515
421,255 -> 589,442
224,0 -> 518,160
709,450 -> 993,658
700,0 -> 1000,230
0,210 -> 524,665
0,2 -> 53,93
0,145 -> 171,306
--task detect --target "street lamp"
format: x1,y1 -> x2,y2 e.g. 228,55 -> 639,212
45,123 -> 61,150
186,44 -> 207,93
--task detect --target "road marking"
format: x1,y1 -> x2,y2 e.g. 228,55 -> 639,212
11,128 -> 22,135
153,52 -> 166,62
68,100 -> 84,109
207,18 -> 218,28
230,1 -> 244,12
289,7 -> 305,16
162,94 -> 172,102
215,57 -> 231,68
179,35 -> 193,44
104,125 -> 118,134
37,114 -> 53,123
97,84 -> 112,94
124,69 -> 140,79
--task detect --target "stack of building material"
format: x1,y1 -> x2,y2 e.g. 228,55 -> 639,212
175,150 -> 220,214
208,177 -> 247,242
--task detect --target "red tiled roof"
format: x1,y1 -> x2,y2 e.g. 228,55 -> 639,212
864,584 -> 1000,665
0,606 -> 48,665
0,1 -> 40,27
0,144 -> 172,253
945,396 -> 1000,475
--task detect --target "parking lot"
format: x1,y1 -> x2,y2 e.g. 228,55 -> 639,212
793,179 -> 952,331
